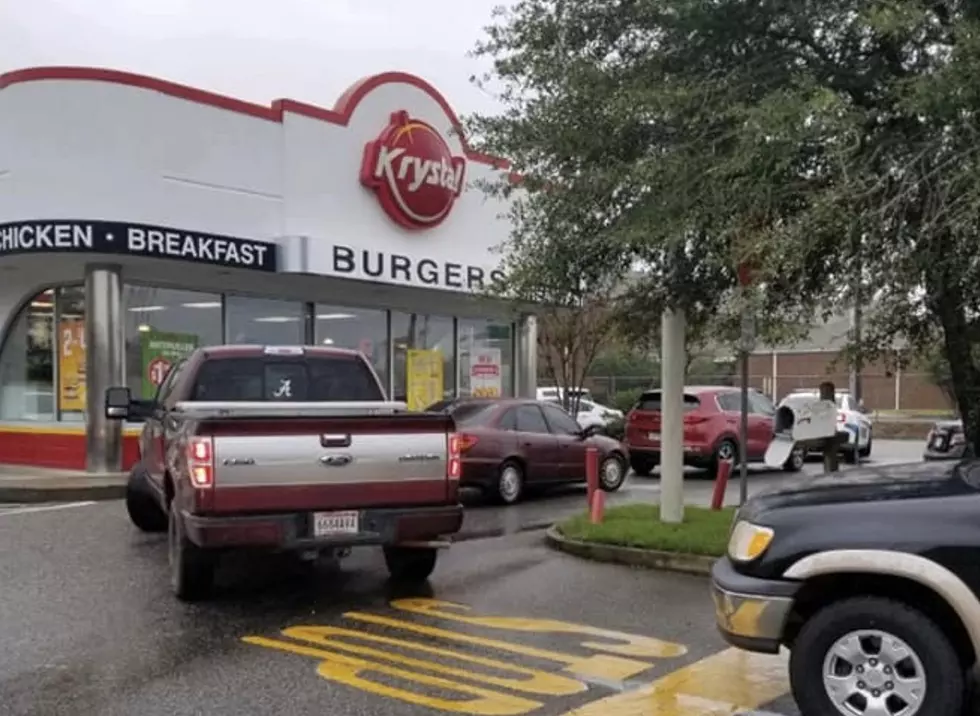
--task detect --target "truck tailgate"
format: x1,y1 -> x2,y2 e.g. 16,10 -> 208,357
202,414 -> 455,513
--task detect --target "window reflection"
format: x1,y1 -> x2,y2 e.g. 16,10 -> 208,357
123,286 -> 223,399
314,305 -> 389,390
458,318 -> 513,398
225,295 -> 304,345
0,289 -> 55,420
56,286 -> 87,422
391,312 -> 454,407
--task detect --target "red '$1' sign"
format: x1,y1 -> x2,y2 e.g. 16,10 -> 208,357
360,110 -> 466,230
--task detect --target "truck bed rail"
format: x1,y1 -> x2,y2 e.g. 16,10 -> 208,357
172,401 -> 409,420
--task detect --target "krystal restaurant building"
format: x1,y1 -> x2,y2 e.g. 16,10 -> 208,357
0,67 -> 537,472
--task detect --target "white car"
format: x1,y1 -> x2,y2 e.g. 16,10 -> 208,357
536,386 -> 593,403
783,389 -> 873,461
547,398 -> 623,430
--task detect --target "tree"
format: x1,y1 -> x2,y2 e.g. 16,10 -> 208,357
469,0 -> 980,454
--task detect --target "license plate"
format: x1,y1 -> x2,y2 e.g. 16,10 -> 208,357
648,432 -> 660,441
313,510 -> 359,536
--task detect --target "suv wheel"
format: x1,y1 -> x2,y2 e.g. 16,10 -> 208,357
630,455 -> 657,477
709,439 -> 738,477
789,596 -> 963,716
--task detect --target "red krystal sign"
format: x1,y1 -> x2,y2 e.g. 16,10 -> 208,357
360,110 -> 466,230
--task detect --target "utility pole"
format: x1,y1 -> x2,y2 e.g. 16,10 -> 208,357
660,308 -> 686,524
737,264 -> 755,506
820,380 -> 841,474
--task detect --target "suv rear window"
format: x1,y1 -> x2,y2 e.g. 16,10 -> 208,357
635,391 -> 700,411
190,356 -> 384,402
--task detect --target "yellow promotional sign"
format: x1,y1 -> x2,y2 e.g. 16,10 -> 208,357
406,348 -> 443,411
58,319 -> 86,412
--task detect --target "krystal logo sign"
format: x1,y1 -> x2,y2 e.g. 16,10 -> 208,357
360,110 -> 466,230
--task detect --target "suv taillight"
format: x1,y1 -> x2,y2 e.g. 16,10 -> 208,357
447,433 -> 462,480
187,436 -> 214,488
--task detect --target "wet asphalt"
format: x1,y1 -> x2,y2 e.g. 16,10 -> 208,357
0,442 -> 928,716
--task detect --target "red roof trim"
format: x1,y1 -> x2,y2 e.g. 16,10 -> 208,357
0,66 -> 510,169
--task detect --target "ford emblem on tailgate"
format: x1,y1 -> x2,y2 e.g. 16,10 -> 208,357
319,454 -> 354,467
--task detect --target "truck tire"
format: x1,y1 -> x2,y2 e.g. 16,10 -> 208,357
168,504 -> 216,602
782,447 -> 805,473
125,464 -> 167,533
789,596 -> 963,716
384,546 -> 437,583
860,436 -> 873,458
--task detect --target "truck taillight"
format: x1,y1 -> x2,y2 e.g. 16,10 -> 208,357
838,412 -> 847,423
187,436 -> 214,488
447,433 -> 462,481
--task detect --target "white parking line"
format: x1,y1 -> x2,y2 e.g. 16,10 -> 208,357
0,501 -> 97,517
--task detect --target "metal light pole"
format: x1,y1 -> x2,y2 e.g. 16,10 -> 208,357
737,264 -> 755,506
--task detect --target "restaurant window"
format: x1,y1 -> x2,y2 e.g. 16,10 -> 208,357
55,286 -> 87,422
225,295 -> 304,346
314,305 -> 389,389
123,285 -> 223,399
458,318 -> 514,398
391,312 -> 454,408
0,289 -> 56,421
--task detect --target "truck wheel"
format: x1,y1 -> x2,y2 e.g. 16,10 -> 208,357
384,546 -> 437,583
789,596 -> 963,716
599,455 -> 626,492
126,465 -> 167,533
495,460 -> 525,504
168,504 -> 215,602
860,436 -> 873,458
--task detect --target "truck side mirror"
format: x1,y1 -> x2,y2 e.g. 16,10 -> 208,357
104,386 -> 132,420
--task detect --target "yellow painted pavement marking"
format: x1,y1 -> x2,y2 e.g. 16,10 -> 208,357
558,647 -> 790,715
391,598 -> 688,660
279,625 -> 587,696
243,636 -> 541,715
344,609 -> 657,682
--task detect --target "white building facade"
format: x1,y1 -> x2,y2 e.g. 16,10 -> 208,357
0,67 -> 537,472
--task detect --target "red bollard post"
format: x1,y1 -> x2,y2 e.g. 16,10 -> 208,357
585,446 -> 599,509
710,458 -> 734,511
591,488 -> 606,524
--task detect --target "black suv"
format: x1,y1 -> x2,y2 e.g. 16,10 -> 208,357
711,460 -> 980,716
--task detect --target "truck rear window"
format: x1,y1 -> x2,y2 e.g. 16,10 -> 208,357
190,356 -> 384,402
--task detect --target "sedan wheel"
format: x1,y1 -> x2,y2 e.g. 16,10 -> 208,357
599,455 -> 626,492
496,461 -> 525,505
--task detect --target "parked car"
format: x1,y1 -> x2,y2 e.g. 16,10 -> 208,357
545,398 -> 624,430
426,397 -> 627,504
783,388 -> 872,461
711,460 -> 980,716
624,386 -> 800,477
105,344 -> 463,601
535,386 -> 593,403
924,418 -> 966,461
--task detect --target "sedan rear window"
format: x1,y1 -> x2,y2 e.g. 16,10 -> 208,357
190,356 -> 384,402
635,391 -> 700,411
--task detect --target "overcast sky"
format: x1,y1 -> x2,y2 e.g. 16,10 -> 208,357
1,0 -> 509,117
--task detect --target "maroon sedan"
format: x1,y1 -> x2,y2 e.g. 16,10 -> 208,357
426,398 -> 628,504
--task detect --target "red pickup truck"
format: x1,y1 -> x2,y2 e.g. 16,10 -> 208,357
104,344 -> 462,601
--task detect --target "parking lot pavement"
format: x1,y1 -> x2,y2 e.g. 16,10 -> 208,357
0,500 -> 798,716
459,439 -> 927,537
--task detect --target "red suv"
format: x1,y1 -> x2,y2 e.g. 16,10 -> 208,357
624,386 -> 778,477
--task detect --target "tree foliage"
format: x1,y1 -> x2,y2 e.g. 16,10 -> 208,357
470,0 -> 980,452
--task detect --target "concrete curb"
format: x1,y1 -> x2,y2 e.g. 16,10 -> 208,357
545,525 -> 717,576
0,483 -> 126,504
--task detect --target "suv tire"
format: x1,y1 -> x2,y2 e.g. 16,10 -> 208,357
384,546 -> 438,583
789,596 -> 963,716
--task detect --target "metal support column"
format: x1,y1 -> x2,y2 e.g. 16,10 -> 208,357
515,314 -> 538,399
84,264 -> 124,473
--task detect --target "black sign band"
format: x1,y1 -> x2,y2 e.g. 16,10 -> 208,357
0,220 -> 278,272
